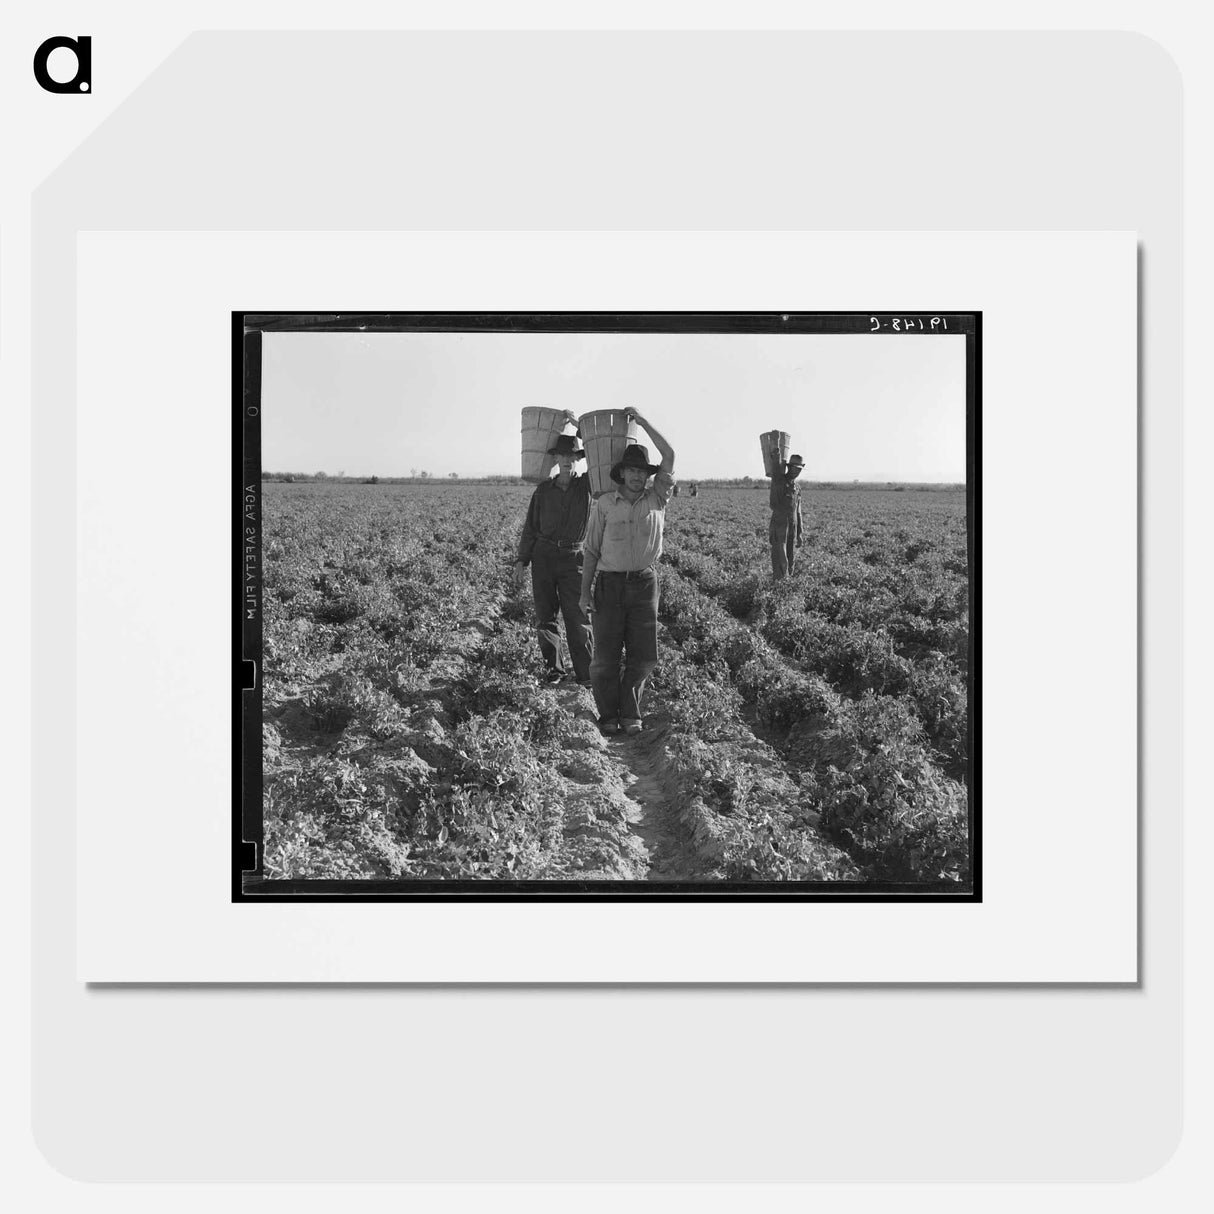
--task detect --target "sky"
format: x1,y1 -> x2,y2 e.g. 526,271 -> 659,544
261,329 -> 967,481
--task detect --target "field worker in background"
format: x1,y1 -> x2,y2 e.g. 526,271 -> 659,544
514,423 -> 594,686
579,411 -> 676,736
769,454 -> 805,579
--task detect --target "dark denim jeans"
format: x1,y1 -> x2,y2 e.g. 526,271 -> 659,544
530,548 -> 593,681
770,515 -> 797,579
590,569 -> 659,722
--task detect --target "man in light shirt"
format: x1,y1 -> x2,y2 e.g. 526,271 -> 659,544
579,411 -> 676,736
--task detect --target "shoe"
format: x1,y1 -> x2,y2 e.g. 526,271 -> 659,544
621,718 -> 643,735
577,679 -> 593,689
598,717 -> 620,736
545,670 -> 565,684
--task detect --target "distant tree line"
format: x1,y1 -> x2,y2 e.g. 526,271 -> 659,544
681,478 -> 964,491
262,471 -> 532,486
261,471 -> 963,491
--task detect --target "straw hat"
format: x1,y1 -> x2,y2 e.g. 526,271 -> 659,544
610,443 -> 661,484
786,454 -> 806,470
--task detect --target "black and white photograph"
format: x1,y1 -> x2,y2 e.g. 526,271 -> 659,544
238,312 -> 977,898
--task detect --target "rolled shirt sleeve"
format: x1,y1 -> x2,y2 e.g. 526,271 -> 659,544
583,495 -> 606,565
592,474 -> 675,572
652,469 -> 676,506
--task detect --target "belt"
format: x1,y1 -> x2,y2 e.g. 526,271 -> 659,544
536,537 -> 584,551
600,567 -> 655,580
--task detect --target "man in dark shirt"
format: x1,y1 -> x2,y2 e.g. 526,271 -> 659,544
514,431 -> 594,684
769,454 -> 805,579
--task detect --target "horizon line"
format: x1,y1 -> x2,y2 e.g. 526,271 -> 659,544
262,472 -> 966,486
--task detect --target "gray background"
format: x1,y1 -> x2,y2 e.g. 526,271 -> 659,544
31,31 -> 1179,1180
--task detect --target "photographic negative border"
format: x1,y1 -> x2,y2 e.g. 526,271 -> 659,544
234,310 -> 980,902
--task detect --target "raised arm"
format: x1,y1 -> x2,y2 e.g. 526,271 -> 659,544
628,410 -> 675,473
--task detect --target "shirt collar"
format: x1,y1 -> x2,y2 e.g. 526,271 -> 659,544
612,482 -> 650,504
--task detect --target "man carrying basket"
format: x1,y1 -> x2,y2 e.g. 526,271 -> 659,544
769,454 -> 805,579
514,412 -> 594,685
579,410 -> 676,736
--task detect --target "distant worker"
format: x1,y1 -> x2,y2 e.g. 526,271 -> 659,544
579,411 -> 676,736
688,483 -> 698,498
769,454 -> 805,579
514,418 -> 594,685
672,483 -> 680,497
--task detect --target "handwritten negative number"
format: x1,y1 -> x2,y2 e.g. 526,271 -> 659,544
869,316 -> 949,332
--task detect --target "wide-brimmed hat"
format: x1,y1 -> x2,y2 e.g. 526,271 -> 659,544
786,454 -> 806,469
547,433 -> 585,459
610,443 -> 661,484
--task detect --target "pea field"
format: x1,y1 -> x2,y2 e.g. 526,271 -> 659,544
258,481 -> 972,887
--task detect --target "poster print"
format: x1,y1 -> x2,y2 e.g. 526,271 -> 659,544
237,312 -> 978,901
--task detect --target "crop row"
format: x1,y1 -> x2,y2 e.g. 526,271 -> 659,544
655,562 -> 970,884
257,483 -> 970,886
663,560 -> 968,782
260,485 -> 646,880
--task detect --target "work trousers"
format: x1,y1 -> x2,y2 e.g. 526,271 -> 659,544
770,515 -> 798,579
590,569 -> 659,723
530,547 -> 593,681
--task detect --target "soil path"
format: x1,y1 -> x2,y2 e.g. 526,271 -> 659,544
426,594 -> 704,881
544,682 -> 700,881
601,717 -> 700,881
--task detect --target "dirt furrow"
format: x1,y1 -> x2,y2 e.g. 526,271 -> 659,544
606,721 -> 700,881
541,686 -> 701,880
